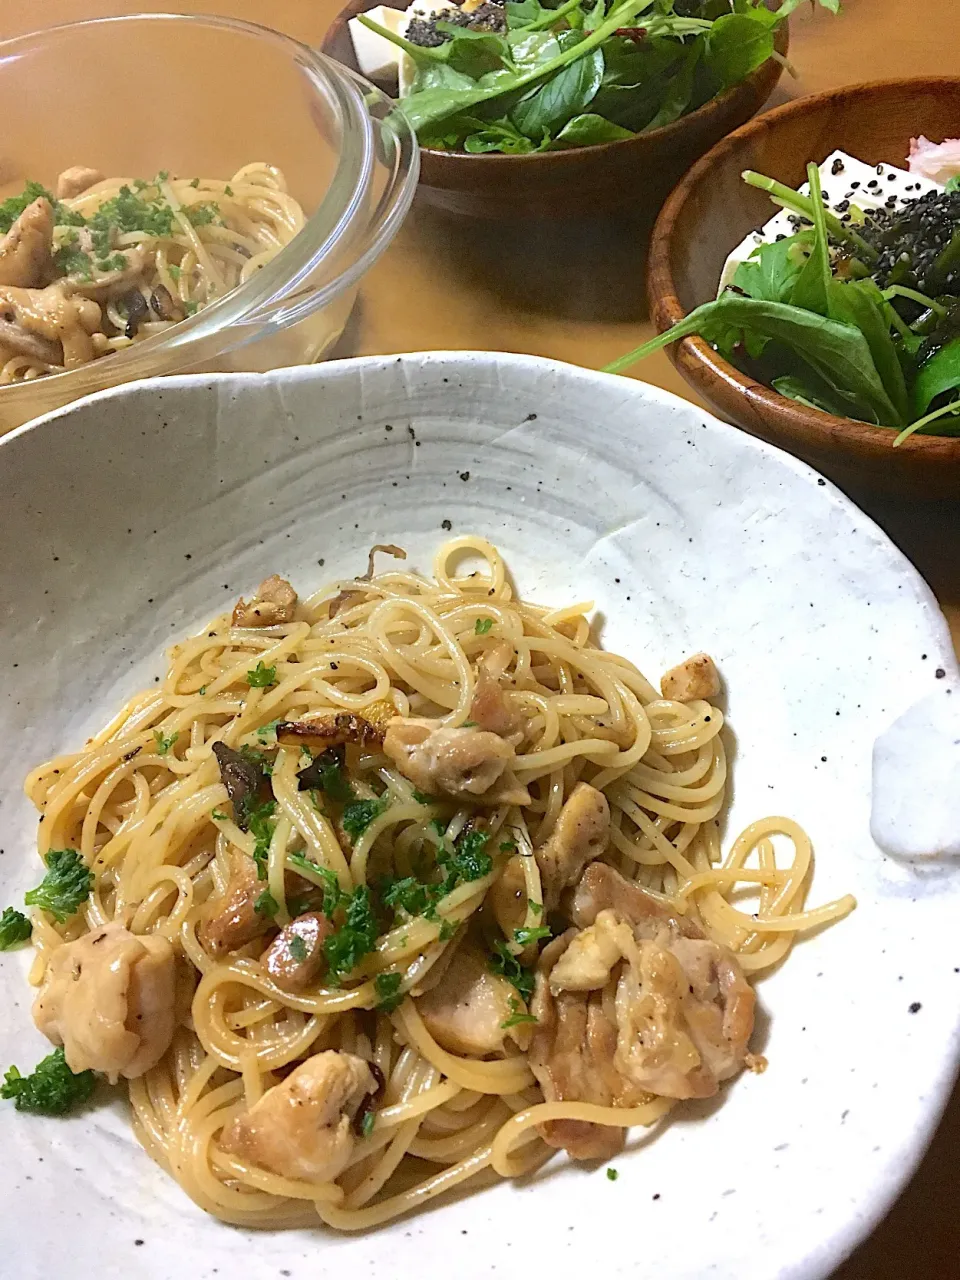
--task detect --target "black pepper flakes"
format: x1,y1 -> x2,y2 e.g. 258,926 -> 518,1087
441,519 -> 452,531
459,471 -> 470,481
935,668 -> 946,678
908,1002 -> 922,1014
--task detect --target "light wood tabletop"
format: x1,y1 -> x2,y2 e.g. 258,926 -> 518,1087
5,0 -> 959,1273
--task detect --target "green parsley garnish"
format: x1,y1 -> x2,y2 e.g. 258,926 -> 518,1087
361,1110 -> 376,1137
442,829 -> 492,882
298,747 -> 353,802
246,661 -> 277,688
198,684 -> 207,695
224,185 -> 234,197
412,790 -> 434,805
374,971 -> 404,1012
186,202 -> 220,228
254,890 -> 278,918
168,264 -> 181,282
288,855 -> 343,918
24,850 -> 93,923
211,808 -> 229,821
438,918 -> 456,941
1,1046 -> 96,1115
95,251 -> 128,273
0,907 -> 31,950
490,939 -> 535,1002
189,178 -> 200,188
499,839 -> 517,853
606,1168 -> 619,1182
153,729 -> 179,756
323,885 -> 378,985
475,617 -> 494,635
239,743 -> 273,776
529,900 -> 543,915
256,719 -> 283,744
246,796 -> 277,880
514,925 -> 551,947
500,997 -> 537,1029
288,935 -> 309,963
462,721 -> 478,728
342,798 -> 386,842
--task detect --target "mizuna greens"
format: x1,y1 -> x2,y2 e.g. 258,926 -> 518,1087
360,0 -> 839,154
608,162 -> 960,444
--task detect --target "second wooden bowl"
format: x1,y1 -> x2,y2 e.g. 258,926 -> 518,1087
646,77 -> 960,498
322,1 -> 787,220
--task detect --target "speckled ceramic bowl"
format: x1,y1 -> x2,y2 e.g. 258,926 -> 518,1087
0,354 -> 957,1278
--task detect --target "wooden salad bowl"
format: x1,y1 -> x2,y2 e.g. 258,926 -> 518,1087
321,0 -> 788,219
646,77 -> 960,498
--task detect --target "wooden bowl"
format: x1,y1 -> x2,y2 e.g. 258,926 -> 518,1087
646,77 -> 960,498
322,1 -> 787,219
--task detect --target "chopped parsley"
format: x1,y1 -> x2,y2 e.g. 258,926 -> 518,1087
361,1110 -> 376,1137
239,743 -> 273,776
254,890 -> 278,918
412,789 -> 434,805
224,185 -> 234,197
0,907 -> 31,950
323,885 -> 378,985
528,900 -> 543,916
95,251 -> 128,274
374,971 -> 404,1012
256,719 -> 283,744
462,721 -> 478,728
500,997 -> 537,1029
246,661 -> 277,688
198,684 -> 207,695
514,925 -> 551,947
53,239 -> 93,280
490,939 -> 535,1003
499,839 -> 517,853
438,918 -> 456,941
168,264 -> 181,282
342,797 -> 386,842
606,1167 -> 619,1182
153,729 -> 179,756
287,854 -> 342,918
440,829 -> 492,883
211,808 -> 229,821
245,796 -> 277,880
23,849 -> 93,923
1,1046 -> 96,1115
288,934 -> 309,963
379,829 -> 493,933
475,617 -> 494,635
186,202 -> 220,228
189,178 -> 200,188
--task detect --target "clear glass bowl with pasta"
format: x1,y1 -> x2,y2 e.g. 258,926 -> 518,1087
0,12 -> 418,433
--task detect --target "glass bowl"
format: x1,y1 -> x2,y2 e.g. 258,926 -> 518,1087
0,12 -> 419,432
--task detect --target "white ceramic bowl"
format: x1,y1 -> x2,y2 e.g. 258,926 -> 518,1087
0,354 -> 958,1280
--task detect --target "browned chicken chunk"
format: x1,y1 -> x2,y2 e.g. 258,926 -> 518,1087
33,921 -> 176,1082
469,642 -> 519,737
0,197 -> 54,288
488,854 -> 528,940
660,652 -> 721,702
219,1050 -> 378,1182
530,863 -> 755,1160
535,783 -> 610,910
198,854 -> 272,956
262,912 -> 332,992
232,575 -> 299,628
383,720 -> 530,806
418,945 -> 519,1056
56,166 -> 104,199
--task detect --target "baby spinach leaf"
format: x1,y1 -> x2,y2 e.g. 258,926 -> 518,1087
703,11 -> 775,89
911,336 -> 960,417
464,119 -> 541,152
411,62 -> 478,94
641,35 -> 702,131
505,0 -> 552,28
511,38 -> 604,138
549,112 -> 634,147
606,295 -> 903,427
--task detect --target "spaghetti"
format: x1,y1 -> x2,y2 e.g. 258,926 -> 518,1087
0,163 -> 304,385
17,537 -> 854,1230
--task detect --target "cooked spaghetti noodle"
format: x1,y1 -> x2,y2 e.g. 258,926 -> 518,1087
0,163 -> 303,385
17,537 -> 854,1230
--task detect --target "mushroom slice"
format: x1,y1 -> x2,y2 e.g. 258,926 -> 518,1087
276,702 -> 394,753
211,742 -> 264,831
232,575 -> 299,628
262,912 -> 332,992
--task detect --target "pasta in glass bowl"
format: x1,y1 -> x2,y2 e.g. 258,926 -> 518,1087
0,13 -> 418,432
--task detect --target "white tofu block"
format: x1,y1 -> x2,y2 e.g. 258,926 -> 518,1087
718,150 -> 943,295
348,6 -> 411,82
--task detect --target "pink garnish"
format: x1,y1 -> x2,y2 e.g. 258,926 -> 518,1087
908,136 -> 960,185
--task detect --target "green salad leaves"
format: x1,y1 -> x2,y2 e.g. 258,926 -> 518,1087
364,0 -> 838,154
608,160 -> 960,443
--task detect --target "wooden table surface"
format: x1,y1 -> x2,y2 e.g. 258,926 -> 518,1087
6,0 -> 958,1273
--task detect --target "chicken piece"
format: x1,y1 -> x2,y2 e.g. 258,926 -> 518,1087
56,166 -> 104,199
262,912 -> 332,992
32,921 -> 176,1083
383,720 -> 530,806
198,854 -> 272,956
277,703 -> 393,754
0,281 -> 101,368
530,863 -> 755,1159
488,854 -> 528,940
469,642 -> 519,737
232,575 -> 299,628
417,945 -> 519,1056
0,198 -> 54,289
535,783 -> 610,911
660,652 -> 720,703
219,1050 -> 377,1182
